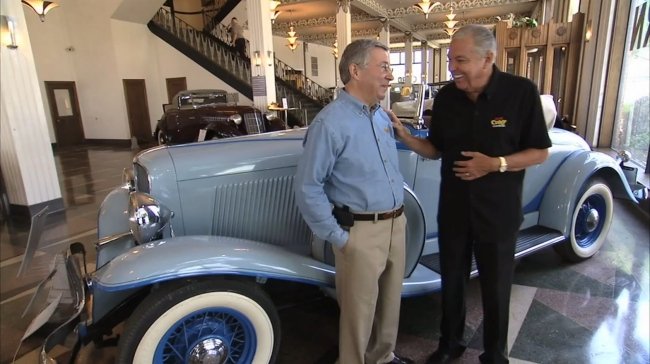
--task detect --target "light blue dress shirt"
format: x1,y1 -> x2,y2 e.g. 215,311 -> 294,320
294,90 -> 404,249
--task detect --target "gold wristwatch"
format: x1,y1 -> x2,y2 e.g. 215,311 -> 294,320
498,156 -> 508,172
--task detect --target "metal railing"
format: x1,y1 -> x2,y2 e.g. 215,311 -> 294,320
274,58 -> 333,105
152,7 -> 251,84
152,7 -> 330,123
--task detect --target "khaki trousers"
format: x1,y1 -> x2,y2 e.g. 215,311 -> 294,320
333,214 -> 407,364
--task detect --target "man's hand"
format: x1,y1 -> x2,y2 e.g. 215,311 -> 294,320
385,109 -> 409,141
453,151 -> 499,180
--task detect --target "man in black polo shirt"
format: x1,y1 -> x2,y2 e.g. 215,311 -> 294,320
390,24 -> 551,364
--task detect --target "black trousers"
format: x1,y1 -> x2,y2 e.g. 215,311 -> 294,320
437,227 -> 517,364
234,38 -> 246,58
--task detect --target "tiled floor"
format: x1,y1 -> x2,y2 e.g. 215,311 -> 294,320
1,144 -> 648,364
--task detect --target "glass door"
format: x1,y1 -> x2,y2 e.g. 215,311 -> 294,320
611,0 -> 649,171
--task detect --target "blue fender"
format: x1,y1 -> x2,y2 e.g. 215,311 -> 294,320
93,236 -> 335,292
538,150 -> 634,236
98,186 -> 130,239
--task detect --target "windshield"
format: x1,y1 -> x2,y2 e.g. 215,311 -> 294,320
179,93 -> 227,108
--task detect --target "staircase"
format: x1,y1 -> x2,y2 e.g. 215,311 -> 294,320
148,7 -> 331,125
202,0 -> 240,34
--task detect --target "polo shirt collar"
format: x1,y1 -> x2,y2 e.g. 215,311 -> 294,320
339,88 -> 380,114
482,64 -> 502,100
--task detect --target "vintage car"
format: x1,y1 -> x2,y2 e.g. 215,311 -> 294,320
20,98 -> 643,363
154,89 -> 286,145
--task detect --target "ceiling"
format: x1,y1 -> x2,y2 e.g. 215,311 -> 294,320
270,0 -> 541,48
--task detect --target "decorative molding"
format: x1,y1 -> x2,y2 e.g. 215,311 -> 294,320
353,0 -> 388,17
411,14 -> 527,31
385,0 -> 537,19
272,13 -> 377,31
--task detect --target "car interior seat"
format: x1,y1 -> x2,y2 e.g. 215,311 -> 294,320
540,94 -> 558,130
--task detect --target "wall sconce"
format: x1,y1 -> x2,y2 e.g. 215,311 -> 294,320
254,51 -> 262,67
0,15 -> 18,49
267,50 -> 273,67
413,1 -> 441,19
584,19 -> 592,42
21,0 -> 59,22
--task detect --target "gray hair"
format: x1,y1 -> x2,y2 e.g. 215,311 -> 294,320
338,39 -> 389,84
452,24 -> 496,59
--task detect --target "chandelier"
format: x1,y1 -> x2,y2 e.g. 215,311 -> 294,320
413,0 -> 441,19
443,8 -> 458,37
270,0 -> 281,24
286,25 -> 298,51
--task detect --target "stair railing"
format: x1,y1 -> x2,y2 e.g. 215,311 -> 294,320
274,58 -> 333,106
152,7 -> 328,121
152,7 -> 251,84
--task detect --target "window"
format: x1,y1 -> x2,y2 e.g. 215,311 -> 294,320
390,48 -> 424,84
311,57 -> 318,77
611,0 -> 649,169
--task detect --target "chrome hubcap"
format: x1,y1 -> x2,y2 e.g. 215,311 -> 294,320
584,208 -> 599,233
187,338 -> 228,364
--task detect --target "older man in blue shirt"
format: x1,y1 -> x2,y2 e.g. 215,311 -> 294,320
295,39 -> 411,364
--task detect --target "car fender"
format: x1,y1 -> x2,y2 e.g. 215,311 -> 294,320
538,150 -> 634,236
98,186 -> 130,239
93,236 -> 335,292
404,184 -> 426,277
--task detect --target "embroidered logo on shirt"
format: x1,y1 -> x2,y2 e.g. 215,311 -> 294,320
490,117 -> 507,128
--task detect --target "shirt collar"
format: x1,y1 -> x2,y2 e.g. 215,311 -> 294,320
339,88 -> 381,114
482,64 -> 502,100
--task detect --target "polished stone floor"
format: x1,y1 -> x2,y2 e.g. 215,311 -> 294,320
1,144 -> 648,364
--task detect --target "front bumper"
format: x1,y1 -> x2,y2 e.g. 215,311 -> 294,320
22,244 -> 86,364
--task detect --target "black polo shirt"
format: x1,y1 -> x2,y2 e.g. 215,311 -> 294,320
427,66 -> 552,241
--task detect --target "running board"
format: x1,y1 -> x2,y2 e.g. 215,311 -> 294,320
419,226 -> 565,274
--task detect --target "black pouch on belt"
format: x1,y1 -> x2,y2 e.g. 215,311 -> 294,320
333,205 -> 355,228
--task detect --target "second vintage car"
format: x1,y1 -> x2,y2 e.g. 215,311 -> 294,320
20,98 -> 641,363
154,89 -> 286,145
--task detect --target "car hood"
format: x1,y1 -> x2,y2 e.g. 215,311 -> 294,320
160,129 -> 306,181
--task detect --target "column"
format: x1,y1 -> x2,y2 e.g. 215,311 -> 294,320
378,18 -> 391,109
404,33 -> 413,86
0,0 -> 63,221
247,0 -> 276,110
335,0 -> 352,88
420,40 -> 429,85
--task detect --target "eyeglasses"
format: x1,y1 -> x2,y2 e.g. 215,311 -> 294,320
377,63 -> 393,73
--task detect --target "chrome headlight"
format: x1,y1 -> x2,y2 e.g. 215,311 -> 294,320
228,114 -> 243,125
128,192 -> 173,244
264,112 -> 279,121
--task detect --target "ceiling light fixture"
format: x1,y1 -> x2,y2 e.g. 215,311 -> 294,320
270,0 -> 281,24
286,10 -> 298,51
21,0 -> 59,22
413,0 -> 441,19
286,25 -> 299,51
443,8 -> 458,37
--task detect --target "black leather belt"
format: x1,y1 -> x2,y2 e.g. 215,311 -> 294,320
350,205 -> 404,221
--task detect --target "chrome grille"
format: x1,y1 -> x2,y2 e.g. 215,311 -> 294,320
212,175 -> 311,254
243,111 -> 265,134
